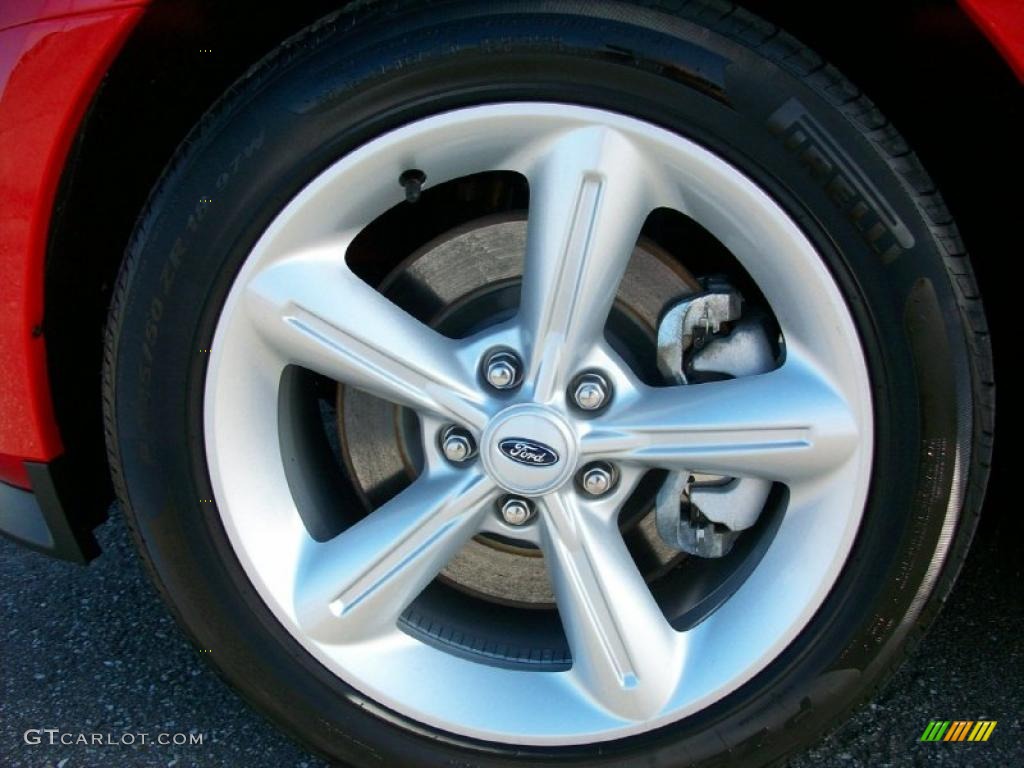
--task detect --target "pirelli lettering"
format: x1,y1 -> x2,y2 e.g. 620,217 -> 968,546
768,98 -> 915,264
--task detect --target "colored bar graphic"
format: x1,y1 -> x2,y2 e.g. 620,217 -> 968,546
920,720 -> 996,742
920,721 -> 951,741
944,721 -> 972,741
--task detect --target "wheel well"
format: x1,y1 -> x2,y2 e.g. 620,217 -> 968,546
45,0 -> 1015,521
44,0 -> 342,515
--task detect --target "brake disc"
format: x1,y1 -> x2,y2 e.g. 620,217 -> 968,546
337,214 -> 699,606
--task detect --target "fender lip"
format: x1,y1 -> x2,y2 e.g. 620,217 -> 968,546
0,5 -> 146,475
0,458 -> 102,563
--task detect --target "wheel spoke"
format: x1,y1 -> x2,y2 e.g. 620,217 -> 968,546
246,245 -> 489,430
295,471 -> 495,643
580,357 -> 861,484
519,126 -> 657,400
539,492 -> 682,720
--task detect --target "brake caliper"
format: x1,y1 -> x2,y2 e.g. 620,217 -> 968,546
654,281 -> 777,557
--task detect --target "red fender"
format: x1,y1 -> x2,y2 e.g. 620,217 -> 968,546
0,2 -> 146,487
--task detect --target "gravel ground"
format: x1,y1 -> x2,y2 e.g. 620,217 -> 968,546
1,506 -> 1020,768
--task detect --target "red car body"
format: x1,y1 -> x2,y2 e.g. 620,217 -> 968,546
0,0 -> 1021,560
0,1 -> 144,487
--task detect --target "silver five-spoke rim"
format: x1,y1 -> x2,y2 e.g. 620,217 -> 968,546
205,103 -> 873,744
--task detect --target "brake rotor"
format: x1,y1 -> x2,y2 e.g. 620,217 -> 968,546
337,214 -> 699,607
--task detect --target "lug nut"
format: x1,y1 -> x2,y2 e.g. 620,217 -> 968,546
572,372 -> 610,411
441,426 -> 476,463
483,351 -> 521,391
580,462 -> 616,497
500,496 -> 534,526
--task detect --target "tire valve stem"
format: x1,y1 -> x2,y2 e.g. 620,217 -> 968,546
399,169 -> 427,203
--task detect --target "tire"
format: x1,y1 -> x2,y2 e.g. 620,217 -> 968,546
103,1 -> 993,766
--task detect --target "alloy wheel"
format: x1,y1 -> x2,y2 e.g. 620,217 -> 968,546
204,103 -> 873,745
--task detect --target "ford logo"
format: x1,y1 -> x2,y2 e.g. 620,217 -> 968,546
497,438 -> 560,467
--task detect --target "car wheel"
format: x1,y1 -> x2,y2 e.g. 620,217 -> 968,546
103,1 -> 993,765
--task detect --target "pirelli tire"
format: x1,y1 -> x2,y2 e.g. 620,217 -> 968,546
103,1 -> 994,766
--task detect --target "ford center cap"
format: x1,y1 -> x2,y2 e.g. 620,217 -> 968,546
480,404 -> 577,496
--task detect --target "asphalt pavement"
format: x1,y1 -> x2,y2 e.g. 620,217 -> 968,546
2,505 -> 1020,767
